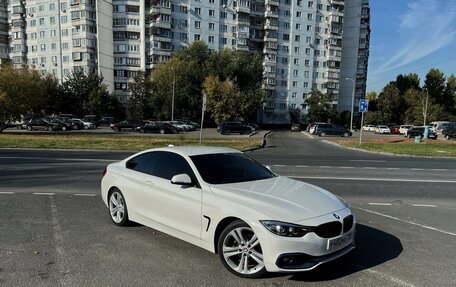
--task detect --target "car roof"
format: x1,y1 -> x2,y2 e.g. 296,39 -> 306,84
139,146 -> 242,157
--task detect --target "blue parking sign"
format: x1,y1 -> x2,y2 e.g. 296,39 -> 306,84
359,99 -> 369,113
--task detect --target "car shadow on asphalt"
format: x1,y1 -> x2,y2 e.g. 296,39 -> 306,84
287,223 -> 403,282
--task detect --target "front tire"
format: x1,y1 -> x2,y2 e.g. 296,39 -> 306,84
108,188 -> 129,226
218,220 -> 266,278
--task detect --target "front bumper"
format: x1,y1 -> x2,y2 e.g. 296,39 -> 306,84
249,207 -> 356,272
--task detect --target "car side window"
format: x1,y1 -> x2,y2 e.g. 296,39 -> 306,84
126,152 -> 156,175
152,151 -> 195,181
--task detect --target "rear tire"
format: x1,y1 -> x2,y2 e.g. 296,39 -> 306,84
108,188 -> 129,226
27,126 -> 32,131
343,132 -> 349,137
445,135 -> 450,140
160,129 -> 165,134
320,132 -> 326,137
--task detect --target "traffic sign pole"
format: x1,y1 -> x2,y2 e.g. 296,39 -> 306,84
358,99 -> 368,146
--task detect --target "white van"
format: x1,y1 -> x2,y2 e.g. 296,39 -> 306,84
429,121 -> 450,133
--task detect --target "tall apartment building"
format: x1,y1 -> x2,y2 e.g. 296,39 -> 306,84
338,0 -> 370,114
3,0 -> 370,124
0,0 -> 9,64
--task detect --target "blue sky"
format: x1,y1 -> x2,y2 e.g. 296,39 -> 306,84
367,0 -> 456,92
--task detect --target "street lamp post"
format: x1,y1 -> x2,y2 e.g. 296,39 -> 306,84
171,66 -> 175,121
344,77 -> 356,132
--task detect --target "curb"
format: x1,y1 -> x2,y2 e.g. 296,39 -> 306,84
301,131 -> 315,139
243,131 -> 272,152
321,139 -> 456,159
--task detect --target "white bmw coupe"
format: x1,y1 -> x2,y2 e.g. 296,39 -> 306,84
101,146 -> 355,278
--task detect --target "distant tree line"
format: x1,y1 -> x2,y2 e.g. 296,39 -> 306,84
0,63 -> 124,123
127,41 -> 264,124
364,69 -> 456,125
1,42 -> 264,128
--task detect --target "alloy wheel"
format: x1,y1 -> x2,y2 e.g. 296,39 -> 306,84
109,190 -> 128,226
220,225 -> 265,277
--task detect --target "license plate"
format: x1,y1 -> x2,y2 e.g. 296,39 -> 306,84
327,232 -> 352,251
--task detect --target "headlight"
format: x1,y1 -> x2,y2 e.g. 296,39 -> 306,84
260,220 -> 313,237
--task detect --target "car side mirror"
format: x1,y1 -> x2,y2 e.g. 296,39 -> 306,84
171,174 -> 193,186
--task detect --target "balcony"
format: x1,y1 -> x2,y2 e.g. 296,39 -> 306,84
265,22 -> 278,31
265,0 -> 279,6
236,6 -> 250,14
265,11 -> 279,18
150,21 -> 171,30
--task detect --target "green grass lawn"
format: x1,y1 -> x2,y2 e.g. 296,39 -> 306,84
336,139 -> 456,157
0,132 -> 262,151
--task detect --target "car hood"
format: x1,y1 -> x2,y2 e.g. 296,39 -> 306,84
209,176 -> 347,222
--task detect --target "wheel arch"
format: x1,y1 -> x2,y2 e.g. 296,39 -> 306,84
213,216 -> 243,254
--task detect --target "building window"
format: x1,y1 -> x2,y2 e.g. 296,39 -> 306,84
208,36 -> 214,43
209,9 -> 215,17
195,7 -> 201,15
195,21 -> 201,29
194,34 -> 201,41
209,22 -> 215,30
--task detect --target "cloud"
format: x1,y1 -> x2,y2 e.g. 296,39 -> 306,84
374,0 -> 456,74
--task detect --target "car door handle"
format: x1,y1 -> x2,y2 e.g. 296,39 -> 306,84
144,180 -> 155,186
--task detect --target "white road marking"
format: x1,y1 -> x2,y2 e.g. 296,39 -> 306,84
350,160 -> 387,162
0,192 -> 15,194
33,192 -> 55,196
273,164 -> 286,167
74,193 -> 96,197
368,203 -> 392,206
410,168 -> 424,171
355,207 -> 456,237
411,204 -> 436,207
340,166 -> 354,169
363,167 -> 378,169
296,165 -> 309,168
49,196 -> 71,286
290,175 -> 456,183
432,169 -> 447,171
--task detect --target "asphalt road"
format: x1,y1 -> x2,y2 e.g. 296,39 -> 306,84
1,131 -> 455,286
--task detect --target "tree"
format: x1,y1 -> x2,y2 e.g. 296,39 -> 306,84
365,91 -> 377,101
127,71 -> 152,120
444,74 -> 456,119
305,89 -> 337,122
0,63 -> 49,121
377,83 -> 405,124
394,73 -> 420,95
61,70 -> 107,116
289,108 -> 302,124
203,75 -> 262,123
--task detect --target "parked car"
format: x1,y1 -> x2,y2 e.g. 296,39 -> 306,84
308,122 -> 326,134
82,115 -> 100,128
101,146 -> 355,278
49,118 -> 72,131
443,127 -> 456,140
406,127 -> 438,139
314,124 -> 352,137
374,125 -> 390,134
137,122 -> 178,134
244,122 -> 260,132
362,125 -> 375,132
390,125 -> 400,134
110,120 -> 140,132
218,122 -> 252,135
27,118 -> 62,131
176,119 -> 200,129
399,125 -> 413,135
72,118 -> 95,130
100,117 -> 119,126
290,124 -> 301,132
168,121 -> 194,131
0,122 -> 4,132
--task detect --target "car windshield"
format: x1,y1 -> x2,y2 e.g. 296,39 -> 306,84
190,153 -> 275,184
